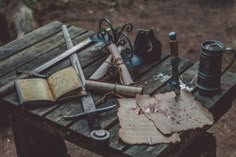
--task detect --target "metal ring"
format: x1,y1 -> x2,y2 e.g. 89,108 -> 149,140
90,129 -> 110,141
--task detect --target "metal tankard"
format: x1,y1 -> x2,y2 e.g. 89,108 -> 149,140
196,40 -> 236,95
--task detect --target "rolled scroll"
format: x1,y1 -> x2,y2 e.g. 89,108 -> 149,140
107,43 -> 134,85
85,80 -> 142,97
89,55 -> 113,80
89,46 -> 123,80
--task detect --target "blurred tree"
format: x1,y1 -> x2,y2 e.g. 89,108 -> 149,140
0,0 -> 38,45
112,0 -> 133,7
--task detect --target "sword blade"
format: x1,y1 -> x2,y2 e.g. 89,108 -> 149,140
62,25 -> 98,129
34,37 -> 92,73
0,28 -> 94,97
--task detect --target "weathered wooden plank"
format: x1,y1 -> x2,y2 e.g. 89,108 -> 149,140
42,54 -> 169,132
103,58 -> 193,153
99,58 -> 192,131
31,47 -> 106,116
2,33 -> 105,108
136,58 -> 192,94
109,124 -> 130,151
0,27 -> 90,87
40,59 -> 194,141
43,35 -> 101,76
129,53 -> 170,80
194,71 -> 236,119
56,57 -> 192,156
123,64 -> 200,157
125,145 -> 167,157
26,37 -> 109,118
69,99 -> 120,137
1,28 -> 88,108
72,54 -> 170,129
2,21 -> 235,157
88,53 -> 169,105
0,27 -> 88,99
0,21 -> 63,61
1,29 -> 94,110
43,57 -> 106,126
68,54 -> 171,132
157,63 -> 198,94
0,26 -> 86,79
124,63 -> 236,157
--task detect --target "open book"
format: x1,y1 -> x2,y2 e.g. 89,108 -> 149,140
15,66 -> 86,106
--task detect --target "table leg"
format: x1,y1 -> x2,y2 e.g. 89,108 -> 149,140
181,132 -> 216,157
10,110 -> 68,157
0,100 -> 12,126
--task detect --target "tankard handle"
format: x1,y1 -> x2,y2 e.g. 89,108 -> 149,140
222,47 -> 236,74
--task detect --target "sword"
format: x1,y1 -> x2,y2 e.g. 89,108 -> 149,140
0,28 -> 106,97
62,25 -> 110,141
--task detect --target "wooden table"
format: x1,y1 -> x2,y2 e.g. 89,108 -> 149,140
0,21 -> 236,157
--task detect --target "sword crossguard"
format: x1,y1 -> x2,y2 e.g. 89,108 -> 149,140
16,70 -> 48,78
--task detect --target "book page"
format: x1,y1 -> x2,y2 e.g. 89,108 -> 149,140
16,79 -> 55,103
48,66 -> 81,100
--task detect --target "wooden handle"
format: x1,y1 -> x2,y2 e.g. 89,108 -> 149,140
169,41 -> 178,57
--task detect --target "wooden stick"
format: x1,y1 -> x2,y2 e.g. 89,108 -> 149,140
86,80 -> 142,97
